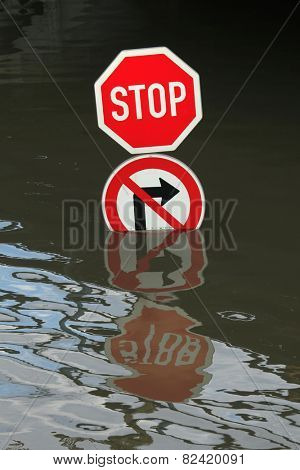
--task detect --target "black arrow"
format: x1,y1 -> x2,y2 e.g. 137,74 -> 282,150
133,178 -> 180,231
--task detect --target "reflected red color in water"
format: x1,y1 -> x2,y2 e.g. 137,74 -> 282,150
106,299 -> 213,402
105,230 -> 207,293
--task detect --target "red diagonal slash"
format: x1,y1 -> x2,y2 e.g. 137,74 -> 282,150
122,176 -> 185,230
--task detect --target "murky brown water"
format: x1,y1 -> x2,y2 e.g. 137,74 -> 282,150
0,1 -> 299,450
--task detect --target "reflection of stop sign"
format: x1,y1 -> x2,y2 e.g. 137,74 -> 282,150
94,47 -> 202,154
106,299 -> 213,402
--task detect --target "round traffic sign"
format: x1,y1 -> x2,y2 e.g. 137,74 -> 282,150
94,47 -> 202,153
102,154 -> 205,231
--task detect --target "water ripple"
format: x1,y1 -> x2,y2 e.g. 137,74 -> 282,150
0,220 -> 23,232
0,252 -> 299,449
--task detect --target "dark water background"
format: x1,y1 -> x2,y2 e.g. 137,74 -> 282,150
0,0 -> 299,449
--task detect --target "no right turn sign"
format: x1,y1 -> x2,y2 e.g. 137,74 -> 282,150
102,154 -> 205,231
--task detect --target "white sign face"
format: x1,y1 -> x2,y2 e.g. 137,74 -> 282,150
116,168 -> 189,231
102,154 -> 205,232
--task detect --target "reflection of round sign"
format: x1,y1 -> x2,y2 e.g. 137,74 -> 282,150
105,230 -> 207,293
105,299 -> 214,402
102,154 -> 205,231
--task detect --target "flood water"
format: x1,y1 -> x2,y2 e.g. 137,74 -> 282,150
0,1 -> 299,450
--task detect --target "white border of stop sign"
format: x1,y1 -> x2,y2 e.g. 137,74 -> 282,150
94,47 -> 203,154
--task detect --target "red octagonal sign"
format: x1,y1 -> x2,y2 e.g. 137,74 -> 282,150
94,47 -> 202,154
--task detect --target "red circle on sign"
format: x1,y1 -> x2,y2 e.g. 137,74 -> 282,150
102,154 -> 205,231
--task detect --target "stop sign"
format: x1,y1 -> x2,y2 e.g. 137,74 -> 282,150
94,47 -> 202,154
